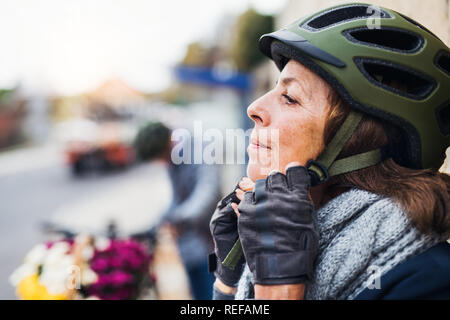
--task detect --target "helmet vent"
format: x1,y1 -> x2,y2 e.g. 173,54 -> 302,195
436,101 -> 450,136
355,58 -> 437,100
303,4 -> 390,31
435,51 -> 450,77
344,28 -> 423,53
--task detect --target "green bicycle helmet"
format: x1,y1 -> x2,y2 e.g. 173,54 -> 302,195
258,2 -> 450,184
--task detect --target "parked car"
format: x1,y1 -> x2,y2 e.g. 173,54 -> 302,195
60,118 -> 136,176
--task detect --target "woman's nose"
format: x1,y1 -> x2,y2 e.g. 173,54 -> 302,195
247,95 -> 271,127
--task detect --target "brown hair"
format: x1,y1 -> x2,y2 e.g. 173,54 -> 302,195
322,89 -> 450,235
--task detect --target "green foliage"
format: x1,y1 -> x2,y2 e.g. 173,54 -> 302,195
181,42 -> 210,67
178,8 -> 274,72
230,8 -> 274,71
0,89 -> 13,109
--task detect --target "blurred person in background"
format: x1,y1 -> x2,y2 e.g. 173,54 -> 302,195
134,121 -> 220,300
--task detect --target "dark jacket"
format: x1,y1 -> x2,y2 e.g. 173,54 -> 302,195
355,241 -> 450,300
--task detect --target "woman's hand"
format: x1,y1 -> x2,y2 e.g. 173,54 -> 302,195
234,162 -> 319,289
209,182 -> 246,289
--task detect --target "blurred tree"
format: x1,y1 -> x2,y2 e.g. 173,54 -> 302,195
230,8 -> 274,71
161,8 -> 274,105
0,89 -> 13,110
0,88 -> 27,148
181,42 -> 210,67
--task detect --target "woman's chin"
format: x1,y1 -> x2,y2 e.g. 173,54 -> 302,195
246,163 -> 269,182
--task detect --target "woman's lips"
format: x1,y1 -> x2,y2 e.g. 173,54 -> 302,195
249,139 -> 271,150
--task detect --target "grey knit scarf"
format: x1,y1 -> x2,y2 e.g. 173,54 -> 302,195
235,188 -> 450,300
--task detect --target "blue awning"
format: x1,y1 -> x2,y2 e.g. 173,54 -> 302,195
173,65 -> 252,91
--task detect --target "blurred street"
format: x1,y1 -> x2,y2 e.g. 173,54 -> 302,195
0,144 -> 172,299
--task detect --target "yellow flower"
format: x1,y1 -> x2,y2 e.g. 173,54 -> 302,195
17,274 -> 67,300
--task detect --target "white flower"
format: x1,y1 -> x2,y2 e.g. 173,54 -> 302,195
38,242 -> 77,295
9,264 -> 36,286
81,268 -> 98,286
81,246 -> 94,261
40,260 -> 77,295
44,243 -> 72,267
24,244 -> 47,267
40,268 -> 69,295
74,233 -> 91,246
50,242 -> 71,255
94,237 -> 110,251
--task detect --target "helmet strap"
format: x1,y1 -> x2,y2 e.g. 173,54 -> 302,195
307,110 -> 382,186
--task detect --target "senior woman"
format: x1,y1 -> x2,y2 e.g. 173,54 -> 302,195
209,3 -> 450,300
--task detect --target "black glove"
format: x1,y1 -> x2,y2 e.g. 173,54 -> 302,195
237,166 -> 318,285
209,184 -> 246,287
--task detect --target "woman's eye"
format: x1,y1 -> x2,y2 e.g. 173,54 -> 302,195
282,94 -> 298,105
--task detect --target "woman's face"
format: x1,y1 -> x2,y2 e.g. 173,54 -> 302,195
247,59 -> 332,181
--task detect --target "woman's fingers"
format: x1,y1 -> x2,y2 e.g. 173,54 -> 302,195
231,202 -> 240,217
239,177 -> 255,192
235,177 -> 255,203
285,161 -> 310,191
235,188 -> 245,201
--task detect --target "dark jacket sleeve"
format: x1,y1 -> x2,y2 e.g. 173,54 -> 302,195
212,286 -> 235,300
354,242 -> 450,300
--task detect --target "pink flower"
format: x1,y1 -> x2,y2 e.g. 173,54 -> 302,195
90,258 -> 109,272
110,271 -> 133,286
86,238 -> 151,300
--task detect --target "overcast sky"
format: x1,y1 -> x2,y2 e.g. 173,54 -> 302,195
0,0 -> 286,96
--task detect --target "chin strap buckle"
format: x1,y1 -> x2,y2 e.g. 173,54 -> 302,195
306,159 -> 330,186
